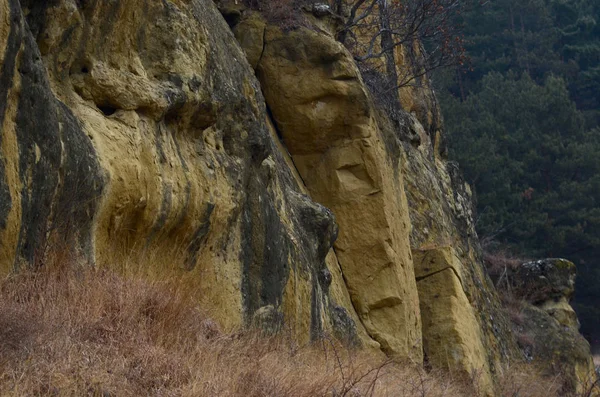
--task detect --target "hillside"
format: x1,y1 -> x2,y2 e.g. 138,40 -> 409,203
0,0 -> 597,395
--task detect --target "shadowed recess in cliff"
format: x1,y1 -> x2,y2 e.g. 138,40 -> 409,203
0,0 -> 22,232
13,4 -> 62,266
51,102 -> 105,263
241,170 -> 292,325
7,1 -> 104,267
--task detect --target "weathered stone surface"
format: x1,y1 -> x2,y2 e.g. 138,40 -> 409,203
414,247 -> 494,394
511,258 -> 577,304
252,23 -> 422,360
540,299 -> 580,329
0,0 -> 370,347
394,107 -> 519,392
506,258 -> 597,393
2,1 -> 595,395
232,13 -> 266,70
518,304 -> 598,395
1,0 -> 104,269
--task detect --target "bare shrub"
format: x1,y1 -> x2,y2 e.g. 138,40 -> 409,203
495,363 -> 564,397
244,0 -> 311,30
334,0 -> 467,91
481,246 -> 534,308
482,248 -> 526,280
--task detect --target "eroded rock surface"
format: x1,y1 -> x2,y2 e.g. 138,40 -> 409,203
248,22 -> 423,360
0,0 -> 371,346
1,1 -> 596,395
231,9 -> 516,390
414,247 -> 494,393
508,259 -> 597,393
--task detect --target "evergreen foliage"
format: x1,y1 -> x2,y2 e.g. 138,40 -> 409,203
438,0 -> 600,343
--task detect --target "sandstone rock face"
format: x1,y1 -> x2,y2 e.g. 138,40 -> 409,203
413,247 -> 493,393
320,3 -> 518,382
251,24 -> 423,360
519,304 -> 597,395
232,9 -> 515,389
395,109 -> 518,393
2,1 -> 595,395
0,0 -> 371,346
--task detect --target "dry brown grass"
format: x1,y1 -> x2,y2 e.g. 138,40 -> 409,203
0,246 -> 580,396
482,249 -> 528,279
494,363 -> 564,397
0,253 -> 476,397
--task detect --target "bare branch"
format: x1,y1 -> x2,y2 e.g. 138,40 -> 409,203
337,0 -> 467,91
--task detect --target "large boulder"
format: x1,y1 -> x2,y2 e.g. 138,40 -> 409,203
413,247 -> 494,393
510,258 -> 577,304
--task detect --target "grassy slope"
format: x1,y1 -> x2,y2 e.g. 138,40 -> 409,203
0,253 -> 561,396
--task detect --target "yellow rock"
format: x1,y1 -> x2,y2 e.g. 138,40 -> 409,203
0,0 -> 373,348
254,25 -> 422,361
399,106 -> 519,390
233,14 -> 266,70
540,298 -> 580,329
414,247 -> 494,395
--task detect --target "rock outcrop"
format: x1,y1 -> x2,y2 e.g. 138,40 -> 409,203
230,6 -> 516,393
252,22 -> 422,360
0,0 -> 373,347
413,248 -> 494,392
0,0 -> 596,395
506,259 -> 597,394
398,110 -> 518,391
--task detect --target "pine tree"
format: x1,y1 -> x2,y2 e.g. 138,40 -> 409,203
437,0 -> 600,343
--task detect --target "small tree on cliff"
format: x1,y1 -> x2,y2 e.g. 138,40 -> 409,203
332,0 -> 467,99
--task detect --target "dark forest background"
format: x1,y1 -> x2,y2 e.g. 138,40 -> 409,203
434,0 -> 600,348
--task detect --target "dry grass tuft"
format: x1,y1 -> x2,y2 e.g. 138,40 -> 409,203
482,249 -> 528,279
494,363 -> 564,397
0,253 -> 474,396
0,247 -> 579,396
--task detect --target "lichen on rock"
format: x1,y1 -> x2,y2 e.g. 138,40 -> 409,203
505,258 -> 598,393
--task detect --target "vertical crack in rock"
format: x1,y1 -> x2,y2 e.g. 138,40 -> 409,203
241,171 -> 291,324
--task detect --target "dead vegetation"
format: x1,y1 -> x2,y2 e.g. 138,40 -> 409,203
0,247 -> 586,396
243,0 -> 311,30
0,251 -> 476,397
493,363 -> 564,397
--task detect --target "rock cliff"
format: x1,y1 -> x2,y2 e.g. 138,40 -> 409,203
229,6 -> 517,392
0,0 -> 369,346
0,0 -> 595,395
500,259 -> 598,394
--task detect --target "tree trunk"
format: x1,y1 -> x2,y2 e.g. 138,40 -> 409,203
378,0 -> 402,108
